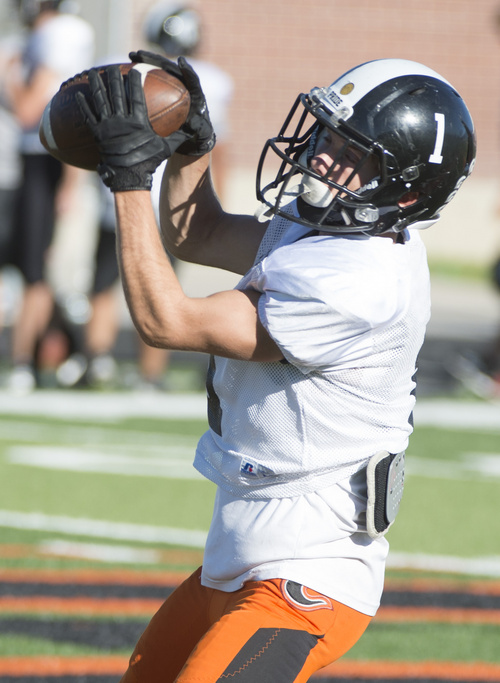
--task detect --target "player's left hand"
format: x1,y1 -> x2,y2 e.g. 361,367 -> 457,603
76,65 -> 181,192
129,50 -> 216,157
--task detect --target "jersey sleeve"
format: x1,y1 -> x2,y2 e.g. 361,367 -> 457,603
247,236 -> 401,373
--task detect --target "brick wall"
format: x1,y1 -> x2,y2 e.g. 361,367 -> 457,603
129,0 -> 500,178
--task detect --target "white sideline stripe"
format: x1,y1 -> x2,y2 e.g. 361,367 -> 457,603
0,390 -> 207,421
414,400 -> 500,430
0,417 -> 199,448
3,510 -> 500,576
0,510 -> 207,548
0,392 -> 499,429
465,453 -> 500,475
7,446 -> 500,483
6,446 -> 203,480
387,551 -> 500,577
39,540 -> 162,565
407,453 -> 500,480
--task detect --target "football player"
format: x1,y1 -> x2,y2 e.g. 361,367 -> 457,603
5,0 -> 94,393
55,0 -> 234,392
77,54 -> 475,682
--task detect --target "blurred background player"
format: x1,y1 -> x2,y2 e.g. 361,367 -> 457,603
3,0 -> 94,393
143,0 -> 234,199
448,256 -> 500,399
57,0 -> 233,390
0,34 -> 22,336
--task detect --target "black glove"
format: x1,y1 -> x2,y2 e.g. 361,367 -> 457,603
129,50 -> 216,156
76,65 -> 180,192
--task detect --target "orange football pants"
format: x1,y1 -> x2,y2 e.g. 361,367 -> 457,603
120,567 -> 371,683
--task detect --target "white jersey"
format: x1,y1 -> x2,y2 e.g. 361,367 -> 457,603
0,37 -> 23,188
194,206 -> 431,498
21,13 -> 95,154
187,58 -> 233,142
198,205 -> 431,615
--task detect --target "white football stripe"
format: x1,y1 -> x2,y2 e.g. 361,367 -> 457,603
326,58 -> 452,110
131,62 -> 157,86
40,101 -> 57,151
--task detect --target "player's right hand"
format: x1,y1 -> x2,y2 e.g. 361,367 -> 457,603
129,50 -> 216,157
77,65 -> 173,192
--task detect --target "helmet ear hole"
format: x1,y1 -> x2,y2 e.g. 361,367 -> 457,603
398,191 -> 420,208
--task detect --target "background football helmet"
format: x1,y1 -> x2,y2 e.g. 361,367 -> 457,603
256,58 -> 476,235
143,1 -> 201,57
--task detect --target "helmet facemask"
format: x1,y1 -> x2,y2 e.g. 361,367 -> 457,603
256,92 -> 390,235
298,118 -> 386,231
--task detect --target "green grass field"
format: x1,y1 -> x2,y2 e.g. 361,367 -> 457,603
1,391 -> 500,675
2,407 -> 499,563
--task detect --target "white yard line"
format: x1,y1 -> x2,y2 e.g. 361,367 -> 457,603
0,391 -> 499,429
413,399 -> 500,431
38,539 -> 163,565
37,542 -> 500,575
407,453 -> 500,480
0,417 -> 200,447
6,445 -> 203,479
0,510 -> 208,548
387,552 -> 500,577
0,390 -> 207,421
3,509 -> 500,576
6,445 -> 500,482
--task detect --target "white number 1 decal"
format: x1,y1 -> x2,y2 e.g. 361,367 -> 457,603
429,112 -> 445,164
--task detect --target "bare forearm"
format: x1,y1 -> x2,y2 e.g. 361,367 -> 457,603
159,152 -> 222,260
115,191 -> 185,348
114,190 -> 282,362
160,153 -> 266,274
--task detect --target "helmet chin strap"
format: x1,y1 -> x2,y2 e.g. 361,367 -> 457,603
254,150 -> 333,223
295,150 -> 332,208
298,173 -> 333,208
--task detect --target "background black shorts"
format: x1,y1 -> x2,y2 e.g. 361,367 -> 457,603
92,228 -> 119,295
12,154 -> 62,284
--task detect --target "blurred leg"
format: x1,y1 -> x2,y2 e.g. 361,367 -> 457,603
86,287 -> 120,356
11,281 -> 53,364
138,338 -> 171,388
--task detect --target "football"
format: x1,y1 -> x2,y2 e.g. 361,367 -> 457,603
39,63 -> 191,170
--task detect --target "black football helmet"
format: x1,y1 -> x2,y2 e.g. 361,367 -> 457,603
143,1 -> 201,57
256,59 -> 476,235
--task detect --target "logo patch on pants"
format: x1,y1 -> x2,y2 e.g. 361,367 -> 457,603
280,580 -> 333,612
